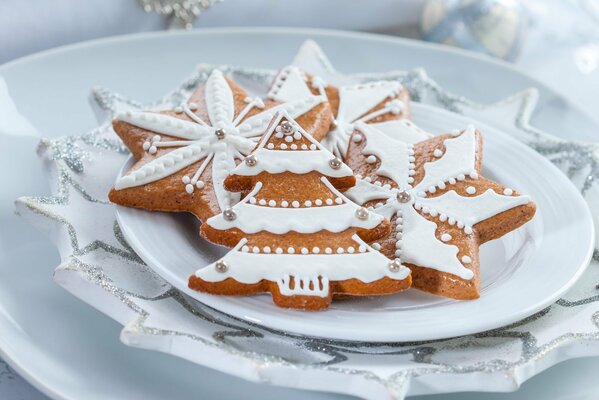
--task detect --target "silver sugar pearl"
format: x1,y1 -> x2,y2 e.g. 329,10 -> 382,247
215,128 -> 226,140
215,260 -> 228,273
330,119 -> 338,129
396,190 -> 411,203
280,121 -> 294,134
245,154 -> 257,167
388,259 -> 402,272
329,157 -> 342,170
355,207 -> 369,220
223,208 -> 237,221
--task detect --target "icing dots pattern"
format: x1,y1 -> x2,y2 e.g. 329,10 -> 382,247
345,126 -> 532,280
322,81 -> 405,158
249,195 -> 344,208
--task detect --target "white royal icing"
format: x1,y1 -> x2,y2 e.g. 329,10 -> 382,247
195,235 -> 410,297
115,144 -> 205,190
370,119 -> 433,144
268,66 -> 313,102
322,81 -> 404,158
232,148 -> 353,177
356,123 -> 413,189
399,203 -> 473,279
344,127 -> 533,280
232,110 -> 353,178
205,69 -> 235,127
207,179 -> 384,234
114,69 -> 325,211
336,81 -> 402,124
417,126 -> 478,193
420,189 -> 531,229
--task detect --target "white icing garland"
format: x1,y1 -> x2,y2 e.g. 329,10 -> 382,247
356,122 -> 416,188
114,69 -> 325,211
232,148 -> 353,177
207,178 -> 384,234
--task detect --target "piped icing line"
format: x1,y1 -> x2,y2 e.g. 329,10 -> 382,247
397,205 -> 474,280
232,96 -> 265,126
416,126 -> 478,194
115,144 -> 206,190
204,69 -> 235,126
417,189 -> 532,232
268,66 -> 312,102
356,122 -> 415,188
206,178 -> 385,234
320,80 -> 406,158
344,178 -> 396,205
194,234 -> 410,297
113,68 -> 327,210
236,95 -> 325,138
182,102 -> 209,126
335,81 -> 403,124
116,110 -> 211,140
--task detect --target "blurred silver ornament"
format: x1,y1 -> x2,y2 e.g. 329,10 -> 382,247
420,0 -> 528,61
139,0 -> 223,30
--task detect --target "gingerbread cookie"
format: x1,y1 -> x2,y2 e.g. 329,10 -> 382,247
189,111 -> 411,310
109,69 -> 332,223
344,124 -> 536,299
268,66 -> 412,159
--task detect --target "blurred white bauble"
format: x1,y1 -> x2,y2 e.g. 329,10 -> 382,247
420,0 -> 528,61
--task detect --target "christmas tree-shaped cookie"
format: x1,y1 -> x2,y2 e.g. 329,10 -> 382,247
189,111 -> 411,310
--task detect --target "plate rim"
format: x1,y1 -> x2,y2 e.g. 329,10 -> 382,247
116,101 -> 595,342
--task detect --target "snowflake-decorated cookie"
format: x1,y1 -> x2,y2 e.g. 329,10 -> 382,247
109,69 -> 332,222
268,65 -> 413,159
190,111 -> 411,310
344,124 -> 536,299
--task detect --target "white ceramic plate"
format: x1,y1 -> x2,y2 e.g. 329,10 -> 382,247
2,28 -> 598,399
116,102 -> 593,342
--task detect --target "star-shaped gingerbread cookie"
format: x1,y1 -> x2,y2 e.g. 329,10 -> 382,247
268,66 -> 412,159
109,69 -> 332,222
344,123 -> 536,299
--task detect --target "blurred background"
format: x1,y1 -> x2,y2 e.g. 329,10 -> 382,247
1,0 -> 598,120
